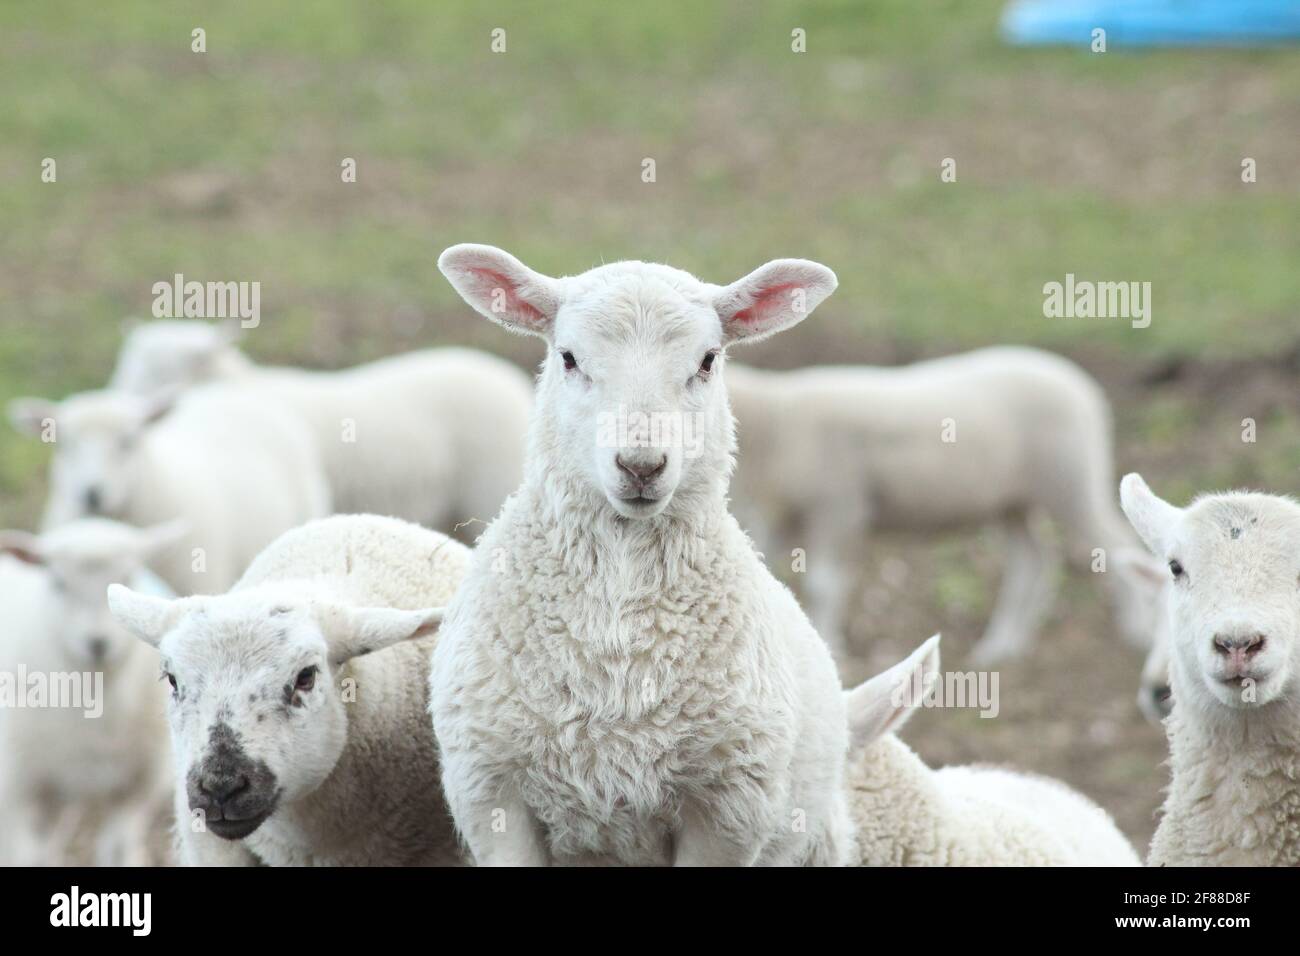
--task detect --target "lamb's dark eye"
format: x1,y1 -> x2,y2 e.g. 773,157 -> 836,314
561,350 -> 577,371
164,672 -> 177,694
1169,559 -> 1184,579
699,350 -> 717,374
295,666 -> 317,693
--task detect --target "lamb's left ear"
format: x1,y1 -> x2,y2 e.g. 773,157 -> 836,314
714,259 -> 837,345
106,584 -> 191,647
0,530 -> 46,566
844,634 -> 941,751
1119,473 -> 1183,556
316,604 -> 445,665
438,243 -> 564,340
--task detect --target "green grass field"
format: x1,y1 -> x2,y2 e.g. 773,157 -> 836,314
2,0 -> 1299,853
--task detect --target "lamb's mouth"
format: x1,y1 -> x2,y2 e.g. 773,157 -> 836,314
611,492 -> 671,518
205,808 -> 274,840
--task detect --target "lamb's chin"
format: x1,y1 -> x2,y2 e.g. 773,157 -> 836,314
608,493 -> 672,520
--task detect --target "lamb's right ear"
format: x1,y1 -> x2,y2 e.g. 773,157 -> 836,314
0,530 -> 46,566
714,258 -> 838,345
844,634 -> 941,751
316,604 -> 446,665
106,584 -> 188,648
437,244 -> 563,340
1119,473 -> 1183,556
7,398 -> 59,438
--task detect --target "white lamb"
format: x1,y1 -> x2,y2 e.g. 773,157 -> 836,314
0,519 -> 181,866
8,384 -> 331,594
107,514 -> 470,866
1120,473 -> 1300,866
110,320 -> 533,537
726,348 -> 1157,664
846,634 -> 1141,866
430,243 -> 853,866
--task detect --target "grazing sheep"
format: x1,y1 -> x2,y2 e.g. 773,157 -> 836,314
7,384 -> 331,594
1120,474 -> 1300,866
846,635 -> 1141,866
107,514 -> 470,867
725,348 -> 1156,664
430,243 -> 852,866
110,320 -> 533,537
0,519 -> 181,866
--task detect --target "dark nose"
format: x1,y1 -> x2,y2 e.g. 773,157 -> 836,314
88,637 -> 108,662
1150,685 -> 1172,716
615,453 -> 667,483
1213,633 -> 1265,657
83,487 -> 102,513
200,772 -> 250,806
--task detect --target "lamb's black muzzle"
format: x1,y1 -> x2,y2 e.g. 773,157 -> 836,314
186,721 -> 280,840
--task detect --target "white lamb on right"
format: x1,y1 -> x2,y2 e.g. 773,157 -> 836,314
7,384 -> 330,594
1120,474 -> 1300,866
107,514 -> 470,866
0,518 -> 180,866
110,320 -> 533,536
845,634 -> 1141,866
726,348 -> 1157,665
430,243 -> 853,866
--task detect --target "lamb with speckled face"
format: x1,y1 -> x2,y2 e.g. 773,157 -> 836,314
429,243 -> 853,866
107,515 -> 470,866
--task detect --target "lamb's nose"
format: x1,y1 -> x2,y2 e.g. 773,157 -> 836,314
616,453 -> 667,483
1214,633 -> 1265,657
83,487 -> 102,513
200,772 -> 250,807
88,637 -> 108,662
1149,684 -> 1172,716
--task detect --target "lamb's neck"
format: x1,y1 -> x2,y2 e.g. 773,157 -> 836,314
1159,693 -> 1300,865
850,735 -> 944,866
522,467 -> 732,567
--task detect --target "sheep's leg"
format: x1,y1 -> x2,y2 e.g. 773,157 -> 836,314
673,799 -> 761,867
800,500 -> 869,660
455,792 -> 548,866
970,511 -> 1061,666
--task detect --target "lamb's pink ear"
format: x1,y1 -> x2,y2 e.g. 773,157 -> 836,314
316,603 -> 446,665
714,259 -> 837,345
0,530 -> 46,566
437,244 -> 563,340
844,634 -> 941,751
1119,473 -> 1183,556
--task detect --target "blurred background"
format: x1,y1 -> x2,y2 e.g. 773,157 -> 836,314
2,0 -> 1298,854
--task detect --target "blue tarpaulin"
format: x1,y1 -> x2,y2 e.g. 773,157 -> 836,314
1003,0 -> 1300,46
